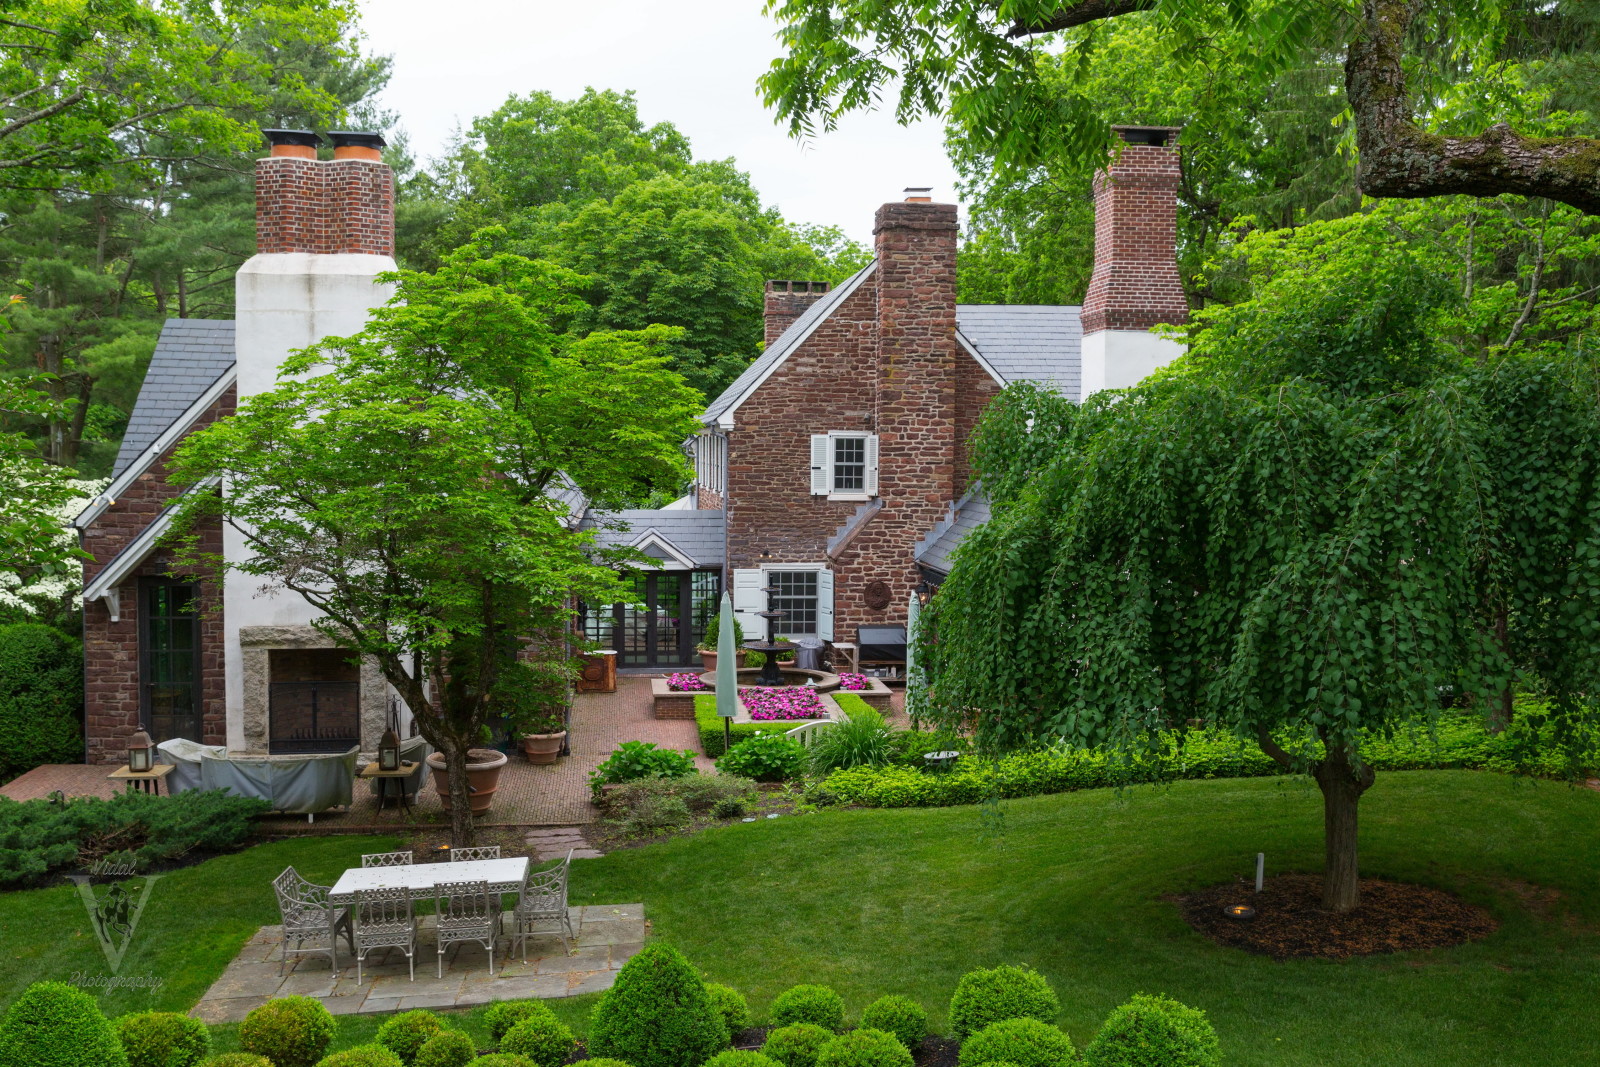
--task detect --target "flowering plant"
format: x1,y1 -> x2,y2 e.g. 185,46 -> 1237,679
837,673 -> 871,691
668,673 -> 709,692
741,686 -> 825,721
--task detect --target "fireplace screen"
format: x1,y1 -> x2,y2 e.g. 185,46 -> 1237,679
267,649 -> 360,753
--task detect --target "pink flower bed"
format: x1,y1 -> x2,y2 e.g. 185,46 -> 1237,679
837,673 -> 871,691
668,673 -> 708,692
740,686 -> 826,721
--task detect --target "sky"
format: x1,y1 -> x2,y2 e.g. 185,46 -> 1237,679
354,0 -> 963,244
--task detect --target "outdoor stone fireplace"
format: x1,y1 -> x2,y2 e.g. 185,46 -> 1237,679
238,625 -> 388,753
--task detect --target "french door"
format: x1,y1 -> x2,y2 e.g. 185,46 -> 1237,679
586,571 -> 719,668
139,580 -> 202,743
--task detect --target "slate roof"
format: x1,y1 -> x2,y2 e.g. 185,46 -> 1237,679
580,509 -> 725,568
913,492 -> 992,576
113,319 -> 236,477
957,304 -> 1083,400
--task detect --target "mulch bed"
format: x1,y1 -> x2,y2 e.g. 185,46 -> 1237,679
1174,873 -> 1498,960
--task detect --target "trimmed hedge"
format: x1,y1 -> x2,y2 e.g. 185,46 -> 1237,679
814,1030 -> 912,1067
375,1010 -> 445,1063
957,1018 -> 1075,1067
587,943 -> 728,1067
238,996 -> 336,1067
695,696 -> 793,757
498,1013 -> 573,1067
483,1003 -> 545,1044
706,982 -> 751,1037
1082,994 -> 1220,1067
415,1032 -> 477,1067
704,1054 -> 783,1067
314,1048 -> 403,1067
465,1057 -> 536,1067
823,715 -> 1596,809
947,966 -> 1060,1040
0,980 -> 127,1067
770,984 -> 845,1032
199,1057 -> 272,1067
115,1011 -> 211,1067
762,1024 -> 834,1067
859,996 -> 927,1051
0,623 -> 82,784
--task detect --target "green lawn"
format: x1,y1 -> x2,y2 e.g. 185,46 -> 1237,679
3,771 -> 1597,1066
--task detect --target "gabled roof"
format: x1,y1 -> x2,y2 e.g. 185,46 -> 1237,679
113,319 -> 236,477
702,263 -> 876,425
579,509 -> 725,568
957,304 -> 1083,400
81,477 -> 219,620
913,490 -> 992,576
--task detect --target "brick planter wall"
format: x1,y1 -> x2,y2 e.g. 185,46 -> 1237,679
650,678 -> 697,720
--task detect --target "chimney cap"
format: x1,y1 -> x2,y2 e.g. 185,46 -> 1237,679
904,186 -> 934,202
261,128 -> 322,149
329,130 -> 387,151
1111,125 -> 1183,147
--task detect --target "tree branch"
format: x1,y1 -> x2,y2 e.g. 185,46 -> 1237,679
0,87 -> 88,143
1256,724 -> 1295,771
1006,0 -> 1156,37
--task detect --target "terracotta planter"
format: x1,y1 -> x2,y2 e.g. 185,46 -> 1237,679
700,650 -> 718,671
521,731 -> 567,765
425,749 -> 508,814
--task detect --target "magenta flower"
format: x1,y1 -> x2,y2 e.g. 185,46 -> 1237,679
740,686 -> 826,721
837,673 -> 871,691
668,673 -> 709,692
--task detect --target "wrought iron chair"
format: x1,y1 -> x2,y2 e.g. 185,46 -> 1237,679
434,880 -> 498,977
361,851 -> 415,868
509,849 -> 575,960
352,885 -> 417,983
447,846 -> 501,862
271,865 -> 353,976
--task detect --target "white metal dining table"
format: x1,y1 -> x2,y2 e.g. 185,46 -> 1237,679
327,856 -> 529,905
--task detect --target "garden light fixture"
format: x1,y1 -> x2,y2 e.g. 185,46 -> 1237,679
127,729 -> 156,773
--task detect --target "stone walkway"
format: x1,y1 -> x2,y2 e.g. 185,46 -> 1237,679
191,904 -> 646,1023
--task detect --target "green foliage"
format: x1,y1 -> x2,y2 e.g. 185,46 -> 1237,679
414,1032 -> 477,1067
957,1018 -> 1075,1067
114,1011 -> 210,1067
813,1030 -> 913,1067
806,708 -> 893,775
597,774 -> 757,836
710,795 -> 747,819
1081,995 -> 1220,1067
762,1024 -> 834,1067
718,734 -> 807,782
587,942 -> 728,1067
694,696 -> 793,757
497,1013 -> 573,1067
237,996 -> 336,1067
376,1011 -> 446,1064
700,612 -> 744,651
0,788 -> 268,886
0,980 -> 127,1067
314,1048 -> 403,1067
492,660 -> 575,737
859,996 -> 927,1051
703,1054 -> 783,1067
770,985 -> 845,1032
947,966 -> 1061,1039
704,983 -> 751,1037
463,1057 -> 535,1067
0,381 -> 86,599
591,743 -> 700,791
482,1002 -> 546,1044
198,1057 -> 272,1067
0,623 -> 82,782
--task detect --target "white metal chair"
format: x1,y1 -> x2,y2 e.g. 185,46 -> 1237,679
361,851 -> 415,868
434,880 -> 497,977
271,866 -> 353,976
509,849 -> 574,960
352,885 -> 417,983
447,846 -> 500,862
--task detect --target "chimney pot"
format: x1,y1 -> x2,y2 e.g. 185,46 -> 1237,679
1110,124 -> 1182,147
904,186 -> 933,203
329,130 -> 387,161
261,128 -> 321,159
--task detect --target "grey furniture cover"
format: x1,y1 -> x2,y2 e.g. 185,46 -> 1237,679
157,738 -> 227,794
199,747 -> 358,814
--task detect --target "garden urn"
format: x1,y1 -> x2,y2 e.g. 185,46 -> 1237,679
426,748 -> 508,814
520,730 -> 567,765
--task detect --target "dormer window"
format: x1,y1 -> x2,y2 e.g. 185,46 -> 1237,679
811,432 -> 878,500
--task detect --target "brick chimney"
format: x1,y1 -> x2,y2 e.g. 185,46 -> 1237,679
1079,125 -> 1189,397
255,129 -> 394,256
764,280 -> 830,345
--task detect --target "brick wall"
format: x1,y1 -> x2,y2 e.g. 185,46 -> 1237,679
1080,140 -> 1189,334
81,388 -> 234,763
255,156 -> 394,256
763,280 -> 831,346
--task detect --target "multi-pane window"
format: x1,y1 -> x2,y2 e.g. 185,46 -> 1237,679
141,582 -> 200,742
768,571 -> 818,637
832,436 -> 866,492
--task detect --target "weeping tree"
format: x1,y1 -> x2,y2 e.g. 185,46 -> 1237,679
169,231 -> 702,845
924,212 -> 1600,911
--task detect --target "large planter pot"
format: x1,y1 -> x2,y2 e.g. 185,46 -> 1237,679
520,731 -> 567,765
700,650 -> 718,671
425,749 -> 508,815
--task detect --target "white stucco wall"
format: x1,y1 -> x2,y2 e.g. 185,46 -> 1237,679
1080,329 -> 1186,399
223,252 -> 396,749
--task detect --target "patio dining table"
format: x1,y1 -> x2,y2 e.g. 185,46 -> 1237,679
327,856 -> 529,905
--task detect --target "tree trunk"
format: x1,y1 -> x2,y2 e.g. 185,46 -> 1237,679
444,737 -> 476,848
1312,742 -> 1375,913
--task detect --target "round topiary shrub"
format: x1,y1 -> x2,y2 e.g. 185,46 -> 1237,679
483,1002 -> 550,1044
115,1011 -> 211,1067
769,984 -> 845,1032
0,980 -> 127,1067
587,943 -> 728,1067
238,995 -> 337,1067
414,1031 -> 477,1067
859,996 -> 927,1051
704,1054 -> 783,1067
574,1061 -> 633,1067
498,1014 -> 573,1067
200,1057 -> 273,1067
377,1010 -> 447,1064
314,1047 -> 403,1067
761,1024 -> 833,1067
467,1056 -> 536,1066
1081,994 -> 1220,1067
958,1018 -> 1075,1067
947,965 -> 1061,1039
814,1029 -> 913,1067
705,983 -> 750,1038
0,624 -> 83,783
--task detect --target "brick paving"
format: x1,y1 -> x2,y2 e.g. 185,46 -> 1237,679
190,903 -> 646,1023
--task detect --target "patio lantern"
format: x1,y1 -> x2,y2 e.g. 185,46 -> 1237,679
378,727 -> 401,772
127,729 -> 156,773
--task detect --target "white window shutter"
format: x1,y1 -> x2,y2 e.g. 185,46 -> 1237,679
864,434 -> 880,496
816,568 -> 835,641
810,434 -> 830,495
732,568 -> 767,641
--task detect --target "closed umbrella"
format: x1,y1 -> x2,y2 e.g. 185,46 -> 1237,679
906,588 -> 925,726
715,591 -> 738,752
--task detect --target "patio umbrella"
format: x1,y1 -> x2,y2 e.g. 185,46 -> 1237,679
905,588 -> 926,726
715,591 -> 738,751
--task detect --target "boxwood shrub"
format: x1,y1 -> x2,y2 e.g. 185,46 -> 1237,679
314,1048 -> 402,1067
376,1010 -> 445,1063
199,1056 -> 272,1067
498,1013 -> 573,1067
704,1054 -> 784,1067
238,996 -> 336,1067
0,623 -> 83,784
482,1002 -> 547,1043
587,942 -> 728,1067
115,1011 -> 211,1067
414,1032 -> 477,1067
947,966 -> 1060,1039
762,1023 -> 834,1067
859,995 -> 927,1051
463,1057 -> 535,1067
1082,994 -> 1220,1067
957,1018 -> 1075,1067
770,984 -> 845,1032
814,1029 -> 913,1067
705,982 -> 750,1036
0,980 -> 127,1067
